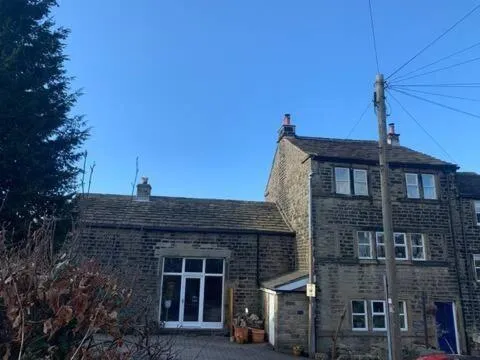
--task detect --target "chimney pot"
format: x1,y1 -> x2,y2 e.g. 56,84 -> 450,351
283,113 -> 291,125
387,122 -> 400,146
136,176 -> 152,201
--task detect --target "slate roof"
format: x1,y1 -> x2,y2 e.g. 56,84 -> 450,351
78,194 -> 293,234
287,136 -> 456,167
261,270 -> 308,291
457,172 -> 480,198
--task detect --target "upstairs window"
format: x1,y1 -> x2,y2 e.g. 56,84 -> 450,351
475,201 -> 480,226
357,231 -> 373,259
474,254 -> 480,281
335,168 -> 368,196
405,173 -> 437,199
371,301 -> 386,331
335,167 -> 350,195
411,233 -> 426,260
373,232 -> 419,260
351,300 -> 368,330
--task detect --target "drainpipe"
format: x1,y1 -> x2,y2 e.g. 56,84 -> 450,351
256,233 -> 260,287
447,172 -> 469,354
308,172 -> 316,358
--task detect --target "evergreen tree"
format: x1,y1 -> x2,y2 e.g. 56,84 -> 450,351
0,0 -> 88,233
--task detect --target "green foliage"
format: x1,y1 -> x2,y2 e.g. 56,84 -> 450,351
0,0 -> 89,233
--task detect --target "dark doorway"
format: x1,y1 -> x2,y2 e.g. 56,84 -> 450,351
435,302 -> 459,354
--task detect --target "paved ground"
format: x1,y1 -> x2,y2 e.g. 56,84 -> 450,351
173,335 -> 297,360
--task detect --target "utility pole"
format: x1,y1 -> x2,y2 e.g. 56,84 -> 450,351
308,172 -> 316,358
375,73 -> 402,360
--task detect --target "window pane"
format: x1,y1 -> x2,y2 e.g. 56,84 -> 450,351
373,315 -> 386,329
411,233 -> 423,246
423,187 -> 436,200
372,301 -> 384,313
335,167 -> 349,181
353,315 -> 366,329
161,275 -> 181,321
376,233 -> 385,258
359,245 -> 371,258
354,169 -> 367,182
354,183 -> 368,196
474,255 -> 480,281
203,276 -> 223,322
164,258 -> 182,273
336,182 -> 350,195
405,173 -> 418,185
183,278 -> 201,321
185,259 -> 203,272
206,259 -> 223,274
352,300 -> 365,313
475,201 -> 480,224
353,170 -> 368,196
399,302 -> 407,330
412,234 -> 425,260
407,185 -> 420,199
422,174 -> 436,199
394,233 -> 406,245
422,174 -> 434,187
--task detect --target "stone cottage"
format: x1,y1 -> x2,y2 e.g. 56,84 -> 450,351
79,115 -> 478,356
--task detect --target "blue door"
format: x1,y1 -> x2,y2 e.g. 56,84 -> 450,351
435,302 -> 458,354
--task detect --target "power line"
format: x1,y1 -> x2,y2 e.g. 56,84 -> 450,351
390,56 -> 480,83
390,82 -> 480,88
388,87 -> 480,102
386,3 -> 480,80
389,87 -> 480,119
387,90 -> 456,163
368,0 -> 380,73
389,40 -> 480,82
346,101 -> 372,139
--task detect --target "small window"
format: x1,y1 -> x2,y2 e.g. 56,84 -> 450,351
411,234 -> 426,260
351,300 -> 368,330
185,259 -> 203,272
475,201 -> 480,226
422,174 -> 437,199
394,233 -> 408,260
206,259 -> 223,274
474,254 -> 480,281
357,231 -> 373,259
164,258 -> 182,273
399,301 -> 408,331
376,232 -> 385,259
371,301 -> 386,331
406,173 -> 420,199
335,167 -> 351,195
353,169 -> 368,195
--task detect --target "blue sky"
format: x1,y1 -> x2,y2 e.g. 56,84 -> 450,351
54,0 -> 480,200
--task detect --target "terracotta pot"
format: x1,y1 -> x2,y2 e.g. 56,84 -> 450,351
234,326 -> 248,344
250,328 -> 265,343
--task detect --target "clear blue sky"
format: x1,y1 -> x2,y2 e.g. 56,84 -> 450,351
54,0 -> 480,200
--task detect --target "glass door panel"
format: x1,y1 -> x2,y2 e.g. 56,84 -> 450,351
183,277 -> 201,322
160,275 -> 181,322
203,276 -> 222,322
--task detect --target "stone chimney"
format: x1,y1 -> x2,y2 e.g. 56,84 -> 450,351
278,113 -> 296,141
136,176 -> 151,201
387,123 -> 400,146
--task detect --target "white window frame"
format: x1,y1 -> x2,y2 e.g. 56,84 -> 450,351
371,300 -> 386,331
357,231 -> 373,259
405,173 -> 420,199
335,167 -> 351,195
399,301 -> 408,331
475,201 -> 480,226
376,232 -> 385,259
411,233 -> 426,260
351,300 -> 368,331
394,233 -> 408,260
421,174 -> 437,199
353,169 -> 368,196
474,254 -> 480,282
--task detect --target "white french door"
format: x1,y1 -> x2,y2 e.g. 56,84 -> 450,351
160,258 -> 224,329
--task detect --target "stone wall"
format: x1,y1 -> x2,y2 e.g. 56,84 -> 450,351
78,226 -> 294,323
265,138 -> 311,271
457,196 -> 480,354
276,292 -> 308,353
310,160 -> 465,353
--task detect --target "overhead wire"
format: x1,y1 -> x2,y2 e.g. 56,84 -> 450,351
386,90 -> 456,163
389,87 -> 480,119
389,55 -> 480,83
388,87 -> 480,103
368,0 -> 380,73
386,3 -> 480,80
389,40 -> 480,83
389,82 -> 480,88
346,101 -> 372,139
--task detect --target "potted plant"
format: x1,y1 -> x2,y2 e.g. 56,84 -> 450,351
233,314 -> 248,344
246,313 -> 265,343
293,344 -> 303,357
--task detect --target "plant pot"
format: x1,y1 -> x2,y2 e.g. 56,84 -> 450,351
293,347 -> 303,356
234,326 -> 248,344
250,327 -> 265,343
